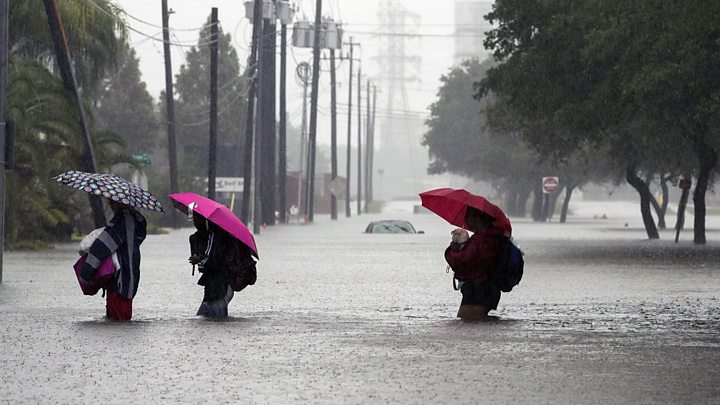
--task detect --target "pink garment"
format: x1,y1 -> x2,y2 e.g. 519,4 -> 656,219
73,255 -> 115,296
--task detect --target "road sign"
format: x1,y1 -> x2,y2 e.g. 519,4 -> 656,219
215,177 -> 244,192
679,178 -> 692,190
542,177 -> 559,194
131,152 -> 151,167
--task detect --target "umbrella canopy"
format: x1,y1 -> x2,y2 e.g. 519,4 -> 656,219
53,170 -> 164,212
419,188 -> 512,236
168,192 -> 258,258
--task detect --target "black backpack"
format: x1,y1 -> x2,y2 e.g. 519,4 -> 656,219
225,238 -> 257,292
492,237 -> 524,292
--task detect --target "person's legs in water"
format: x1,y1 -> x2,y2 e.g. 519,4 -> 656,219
457,280 -> 500,320
106,290 -> 132,320
197,285 -> 234,318
457,304 -> 490,319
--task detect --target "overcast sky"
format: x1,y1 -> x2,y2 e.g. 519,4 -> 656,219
118,0 -> 493,147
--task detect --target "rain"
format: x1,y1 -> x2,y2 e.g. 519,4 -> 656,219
1,0 -> 719,403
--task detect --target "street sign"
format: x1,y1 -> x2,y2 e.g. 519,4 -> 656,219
215,177 -> 244,193
131,152 -> 151,167
542,177 -> 559,194
679,178 -> 692,190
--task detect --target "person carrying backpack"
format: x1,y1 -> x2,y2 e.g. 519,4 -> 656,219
189,213 -> 234,318
444,207 -> 503,320
169,192 -> 259,318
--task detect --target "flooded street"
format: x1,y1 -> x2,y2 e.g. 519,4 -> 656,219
1,203 -> 719,404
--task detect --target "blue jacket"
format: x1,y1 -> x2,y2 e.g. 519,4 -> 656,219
80,208 -> 147,299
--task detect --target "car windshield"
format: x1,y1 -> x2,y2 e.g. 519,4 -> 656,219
371,221 -> 415,234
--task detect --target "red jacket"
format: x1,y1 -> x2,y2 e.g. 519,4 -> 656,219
444,228 -> 500,282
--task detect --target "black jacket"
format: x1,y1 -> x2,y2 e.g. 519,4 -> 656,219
190,230 -> 229,300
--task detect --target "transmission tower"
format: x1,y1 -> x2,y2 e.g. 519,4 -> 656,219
375,0 -> 421,199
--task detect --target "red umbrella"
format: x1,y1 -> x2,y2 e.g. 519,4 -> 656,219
419,188 -> 512,236
169,192 -> 258,258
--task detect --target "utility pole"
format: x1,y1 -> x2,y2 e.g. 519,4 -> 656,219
306,0 -> 322,222
241,0 -> 263,224
261,5 -> 277,226
207,8 -> 219,200
43,0 -> 105,228
161,0 -> 179,228
0,0 -> 7,282
364,79 -> 371,213
329,49 -> 338,220
297,64 -> 310,217
252,0 -> 265,234
279,21 -> 288,223
344,40 -> 355,218
369,85 -> 377,203
356,66 -> 362,215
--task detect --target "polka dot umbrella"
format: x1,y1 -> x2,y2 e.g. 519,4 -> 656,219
52,170 -> 165,213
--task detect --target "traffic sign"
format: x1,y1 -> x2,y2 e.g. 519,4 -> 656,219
542,177 -> 559,194
215,177 -> 244,192
679,178 -> 692,190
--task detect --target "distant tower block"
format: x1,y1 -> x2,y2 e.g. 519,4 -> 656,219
454,0 -> 494,64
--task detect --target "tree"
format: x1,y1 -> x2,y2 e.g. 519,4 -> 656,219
94,48 -> 160,154
6,59 -> 131,245
423,58 -> 602,220
9,0 -> 127,93
590,0 -> 720,243
480,0 -> 710,240
5,1 -> 133,244
423,59 -> 537,215
171,16 -> 247,180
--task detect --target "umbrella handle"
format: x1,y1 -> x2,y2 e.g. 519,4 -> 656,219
192,265 -> 195,276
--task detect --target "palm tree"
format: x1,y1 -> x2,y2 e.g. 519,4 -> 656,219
6,57 -> 135,244
9,0 -> 128,93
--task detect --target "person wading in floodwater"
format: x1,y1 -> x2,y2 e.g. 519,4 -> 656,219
444,207 -> 503,320
188,213 -> 234,317
80,200 -> 147,320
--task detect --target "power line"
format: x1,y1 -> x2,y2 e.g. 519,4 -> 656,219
346,23 -> 492,28
121,7 -> 212,32
177,87 -> 250,127
345,30 -> 491,38
80,0 -> 219,48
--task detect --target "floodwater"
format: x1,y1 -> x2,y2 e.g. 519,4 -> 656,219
1,201 -> 719,404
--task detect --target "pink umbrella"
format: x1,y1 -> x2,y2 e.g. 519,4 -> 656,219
419,188 -> 512,236
168,192 -> 258,258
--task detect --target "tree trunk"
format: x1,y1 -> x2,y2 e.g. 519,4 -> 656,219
547,188 -> 561,221
648,173 -> 669,229
674,172 -> 691,231
518,188 -> 531,218
649,194 -> 664,229
503,190 -> 517,217
531,179 -> 544,222
626,165 -> 659,239
560,183 -> 575,223
675,187 -> 690,241
659,174 -> 670,229
692,138 -> 718,244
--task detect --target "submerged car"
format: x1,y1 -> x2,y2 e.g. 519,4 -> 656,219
364,220 -> 423,234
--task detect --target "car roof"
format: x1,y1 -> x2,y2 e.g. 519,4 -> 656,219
370,219 -> 411,224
